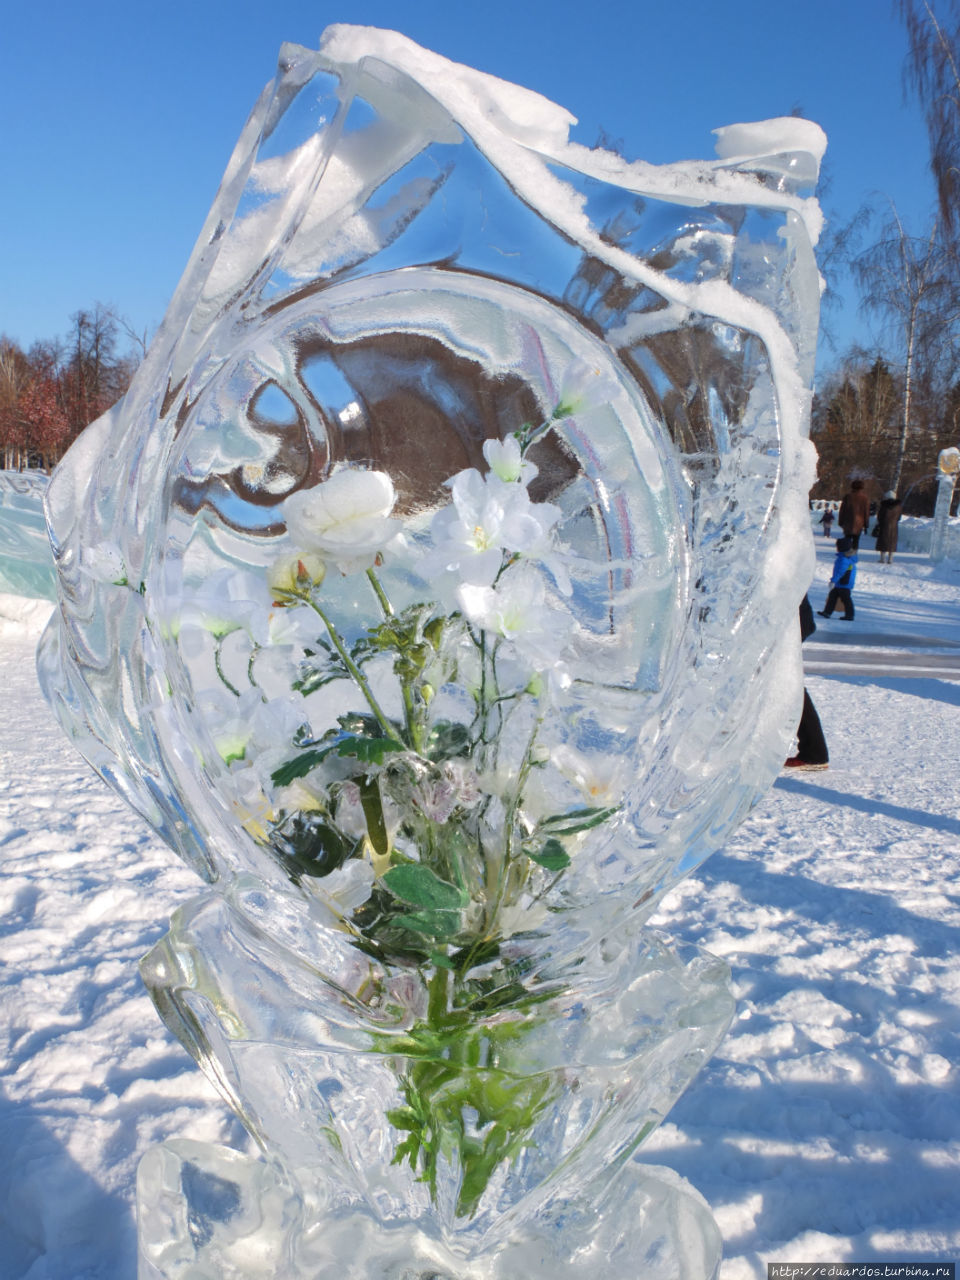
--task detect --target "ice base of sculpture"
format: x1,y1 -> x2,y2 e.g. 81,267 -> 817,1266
136,884 -> 732,1280
138,1142 -> 721,1280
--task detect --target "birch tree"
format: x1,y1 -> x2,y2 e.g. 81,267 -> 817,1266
899,0 -> 960,243
853,212 -> 957,491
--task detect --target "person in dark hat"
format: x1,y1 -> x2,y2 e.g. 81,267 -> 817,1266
818,536 -> 858,621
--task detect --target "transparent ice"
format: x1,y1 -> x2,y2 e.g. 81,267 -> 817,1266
38,27 -> 823,1279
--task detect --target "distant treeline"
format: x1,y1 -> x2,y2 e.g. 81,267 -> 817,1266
0,305 -> 143,473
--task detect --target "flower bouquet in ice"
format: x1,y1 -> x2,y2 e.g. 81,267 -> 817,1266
185,410 -> 623,1217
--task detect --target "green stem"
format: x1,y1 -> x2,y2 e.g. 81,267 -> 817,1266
486,710 -> 545,934
427,964 -> 449,1025
247,645 -> 264,691
214,636 -> 241,697
517,415 -> 555,454
365,567 -> 394,617
366,567 -> 423,751
478,630 -> 487,728
302,595 -> 401,744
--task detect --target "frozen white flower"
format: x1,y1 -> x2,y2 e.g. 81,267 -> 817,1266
498,899 -> 549,938
204,688 -> 262,763
305,859 -> 375,924
179,569 -> 267,641
553,356 -> 617,419
428,467 -> 562,588
550,743 -> 626,807
482,436 -> 537,486
244,697 -> 314,791
284,468 -> 400,573
81,541 -> 128,586
381,972 -> 430,1023
266,605 -> 313,648
476,767 -> 551,828
199,688 -> 306,773
457,570 -> 573,674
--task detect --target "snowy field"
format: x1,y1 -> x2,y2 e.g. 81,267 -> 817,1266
1,535 -> 958,1279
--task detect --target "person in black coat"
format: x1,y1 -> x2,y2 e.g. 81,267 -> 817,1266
784,595 -> 828,770
875,491 -> 902,564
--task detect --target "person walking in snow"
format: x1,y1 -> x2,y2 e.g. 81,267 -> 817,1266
875,490 -> 902,564
838,479 -> 870,550
820,506 -> 835,537
819,536 -> 858,621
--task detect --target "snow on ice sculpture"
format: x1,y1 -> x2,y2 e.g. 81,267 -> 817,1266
38,27 -> 823,1280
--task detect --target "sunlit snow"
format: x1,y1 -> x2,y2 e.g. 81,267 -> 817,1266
2,532 -> 958,1278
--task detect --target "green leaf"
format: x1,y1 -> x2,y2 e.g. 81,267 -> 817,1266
383,864 -> 465,910
387,1106 -> 421,1132
336,735 -> 405,764
338,712 -> 390,736
270,749 -> 331,787
448,938 -> 501,975
393,909 -> 462,940
527,838 -> 570,871
292,668 -> 345,696
538,805 -> 618,836
423,616 -> 446,648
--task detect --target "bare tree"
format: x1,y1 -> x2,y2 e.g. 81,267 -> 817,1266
112,310 -> 150,363
63,304 -> 130,435
814,162 -> 874,353
899,0 -> 960,241
853,210 -> 958,491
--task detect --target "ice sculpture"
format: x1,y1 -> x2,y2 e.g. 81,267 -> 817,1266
0,470 -> 56,600
38,27 -> 823,1280
931,446 -> 959,562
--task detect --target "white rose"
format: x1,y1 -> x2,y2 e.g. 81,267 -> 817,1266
284,469 -> 400,573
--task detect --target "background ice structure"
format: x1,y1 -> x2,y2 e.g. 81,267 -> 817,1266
37,26 -> 823,1280
0,471 -> 55,601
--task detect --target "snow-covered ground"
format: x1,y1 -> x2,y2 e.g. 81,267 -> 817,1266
1,536 -> 958,1279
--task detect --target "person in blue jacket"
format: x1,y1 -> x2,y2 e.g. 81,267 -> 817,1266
818,536 -> 857,621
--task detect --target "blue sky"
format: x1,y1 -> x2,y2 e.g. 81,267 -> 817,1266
0,0 -> 935,371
